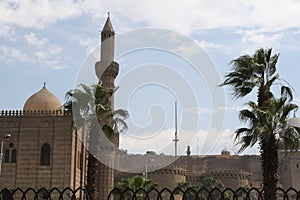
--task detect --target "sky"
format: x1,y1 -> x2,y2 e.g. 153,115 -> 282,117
1,0 -> 300,156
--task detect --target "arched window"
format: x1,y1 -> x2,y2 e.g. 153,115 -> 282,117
11,149 -> 17,163
40,143 -> 51,166
4,149 -> 9,163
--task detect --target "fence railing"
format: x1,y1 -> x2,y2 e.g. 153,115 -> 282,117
0,187 -> 299,199
0,187 -> 90,200
108,187 -> 300,200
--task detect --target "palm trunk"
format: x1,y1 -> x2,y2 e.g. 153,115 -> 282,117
86,153 -> 97,200
261,134 -> 278,200
258,85 -> 279,200
86,120 -> 102,200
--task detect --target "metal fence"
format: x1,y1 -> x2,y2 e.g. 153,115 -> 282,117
108,187 -> 300,200
0,187 -> 90,200
0,187 -> 300,200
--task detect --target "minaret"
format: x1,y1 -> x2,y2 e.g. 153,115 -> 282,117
90,13 -> 119,200
95,12 -> 120,145
95,12 -> 119,100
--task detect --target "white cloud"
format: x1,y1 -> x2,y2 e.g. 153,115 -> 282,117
23,32 -> 64,69
109,0 -> 300,36
2,1 -> 300,34
24,33 -> 48,47
0,46 -> 32,63
236,29 -> 285,52
0,24 -> 17,41
72,35 -> 98,54
44,61 -> 65,70
0,32 -> 65,69
120,128 -> 235,155
183,105 -> 247,115
120,127 -> 260,156
0,43 -> 65,70
197,40 -> 223,51
0,0 -> 82,28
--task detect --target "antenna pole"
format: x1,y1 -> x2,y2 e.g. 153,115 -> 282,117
173,101 -> 179,156
197,136 -> 199,157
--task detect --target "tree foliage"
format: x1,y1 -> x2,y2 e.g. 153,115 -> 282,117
63,81 -> 129,139
114,175 -> 159,200
221,48 -> 300,200
176,177 -> 231,199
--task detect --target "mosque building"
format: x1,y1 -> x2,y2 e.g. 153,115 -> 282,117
1,14 -> 300,200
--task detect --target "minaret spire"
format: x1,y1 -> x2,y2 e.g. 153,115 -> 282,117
101,13 -> 114,37
97,13 -> 115,72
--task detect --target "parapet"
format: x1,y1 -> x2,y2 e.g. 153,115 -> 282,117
202,169 -> 251,180
0,110 -> 71,117
149,164 -> 186,176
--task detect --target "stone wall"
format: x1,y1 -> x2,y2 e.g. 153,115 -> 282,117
0,113 -> 87,193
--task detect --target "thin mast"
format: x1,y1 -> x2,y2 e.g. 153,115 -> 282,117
173,101 -> 179,156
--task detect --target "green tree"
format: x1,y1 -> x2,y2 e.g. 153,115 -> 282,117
63,81 -> 129,200
220,48 -> 300,199
64,82 -> 129,138
235,186 -> 256,200
176,177 -> 231,200
114,175 -> 159,200
176,181 -> 201,199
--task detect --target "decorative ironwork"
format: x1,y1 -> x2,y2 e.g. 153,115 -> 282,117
108,186 -> 300,200
0,187 -> 90,200
0,187 -> 299,199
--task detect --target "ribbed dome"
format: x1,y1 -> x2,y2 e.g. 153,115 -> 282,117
23,85 -> 62,111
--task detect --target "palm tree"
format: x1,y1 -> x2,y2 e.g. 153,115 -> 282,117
114,175 -> 159,200
63,81 -> 129,200
64,82 -> 129,137
220,48 -> 300,199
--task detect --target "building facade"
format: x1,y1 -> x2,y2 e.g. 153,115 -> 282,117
0,14 -> 118,200
1,14 -> 300,200
0,87 -> 87,196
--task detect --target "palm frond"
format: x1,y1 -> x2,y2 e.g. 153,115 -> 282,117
239,109 -> 257,123
235,128 -> 251,140
265,74 -> 279,89
113,109 -> 129,119
238,135 -> 253,153
281,85 -> 293,101
267,53 -> 279,77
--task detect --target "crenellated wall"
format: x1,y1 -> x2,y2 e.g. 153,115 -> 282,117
0,110 -> 71,116
201,169 -> 250,189
148,164 -> 186,200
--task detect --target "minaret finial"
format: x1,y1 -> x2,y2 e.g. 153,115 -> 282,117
108,12 -> 110,18
43,82 -> 46,88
